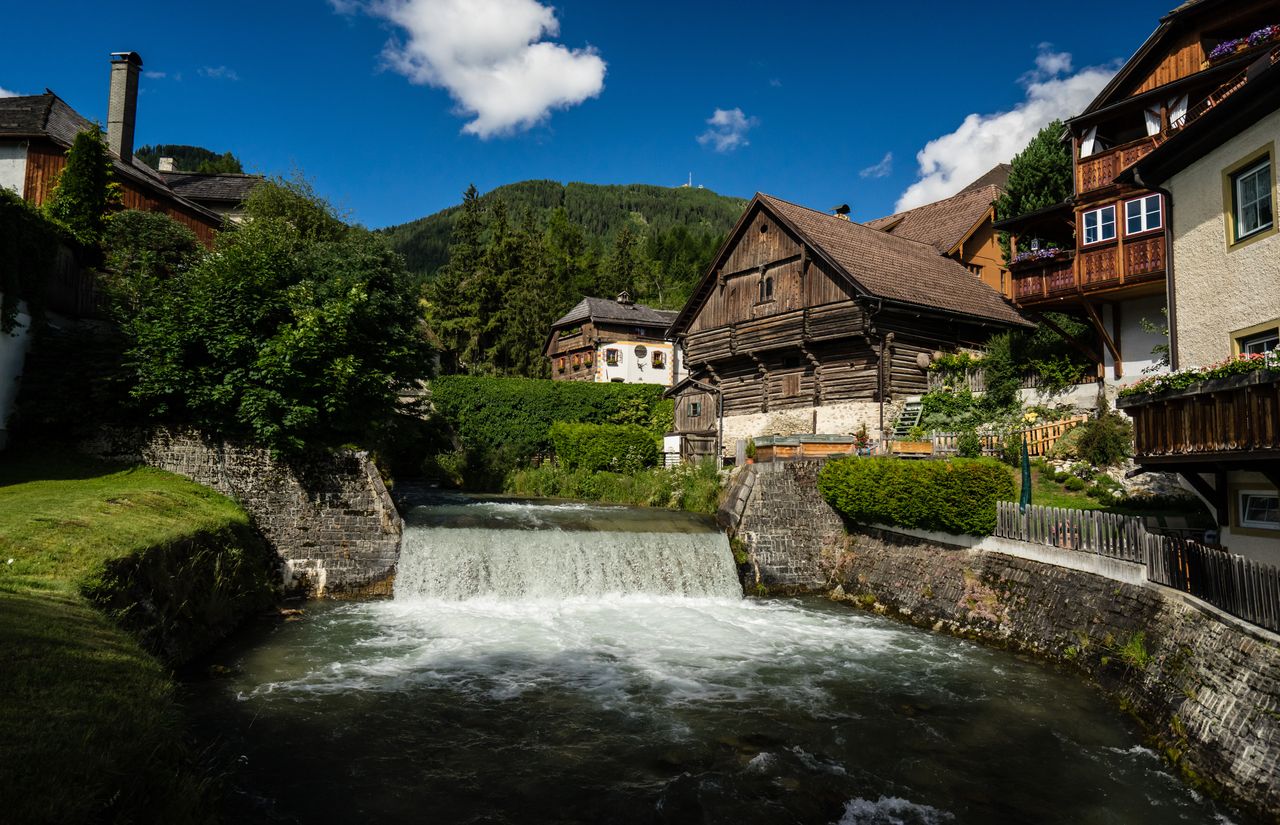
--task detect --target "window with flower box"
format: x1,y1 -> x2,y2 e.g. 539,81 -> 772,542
651,350 -> 666,369
605,348 -> 621,366
1124,194 -> 1162,235
1082,205 -> 1116,245
557,358 -> 566,373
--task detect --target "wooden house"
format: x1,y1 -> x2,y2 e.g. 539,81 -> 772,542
0,52 -> 223,247
1116,46 -> 1279,563
666,193 -> 1030,460
865,164 -> 1011,295
998,0 -> 1280,382
544,293 -> 680,386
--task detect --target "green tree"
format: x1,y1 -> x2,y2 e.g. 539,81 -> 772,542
115,178 -> 433,454
994,120 -> 1073,260
135,144 -> 244,174
102,210 -> 201,312
427,184 -> 484,373
43,128 -> 120,247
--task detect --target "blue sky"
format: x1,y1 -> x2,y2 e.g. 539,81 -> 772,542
2,1 -> 1176,229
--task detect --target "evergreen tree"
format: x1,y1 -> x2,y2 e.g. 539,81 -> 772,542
994,120 -> 1073,261
427,185 -> 484,373
44,128 -> 119,248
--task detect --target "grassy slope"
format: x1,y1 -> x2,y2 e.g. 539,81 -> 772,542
0,450 -> 249,824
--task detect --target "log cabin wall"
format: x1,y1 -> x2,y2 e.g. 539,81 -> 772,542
23,141 -> 219,247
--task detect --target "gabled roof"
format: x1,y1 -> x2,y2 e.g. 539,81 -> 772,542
864,168 -> 1006,254
162,171 -> 262,204
670,194 -> 1029,335
552,296 -> 678,330
0,92 -> 221,224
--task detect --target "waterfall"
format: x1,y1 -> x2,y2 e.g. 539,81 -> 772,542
393,499 -> 741,601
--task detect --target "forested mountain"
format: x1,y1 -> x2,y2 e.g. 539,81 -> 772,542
135,145 -> 244,174
380,180 -> 746,278
415,182 -> 747,378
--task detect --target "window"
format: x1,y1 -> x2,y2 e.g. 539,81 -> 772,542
651,351 -> 666,368
1082,205 -> 1116,245
1125,194 -> 1162,235
605,348 -> 621,366
1239,490 -> 1279,530
556,357 -> 566,373
1240,329 -> 1280,355
1233,159 -> 1273,240
758,276 -> 774,302
688,401 -> 702,418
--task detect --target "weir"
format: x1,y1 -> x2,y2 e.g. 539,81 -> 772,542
393,498 -> 741,601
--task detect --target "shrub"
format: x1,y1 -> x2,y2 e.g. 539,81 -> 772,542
549,421 -> 658,473
1074,412 -> 1134,467
43,127 -> 120,248
1064,476 -> 1088,492
818,456 -> 1015,536
429,375 -> 672,486
0,188 -> 66,333
956,428 -> 983,458
505,459 -> 722,514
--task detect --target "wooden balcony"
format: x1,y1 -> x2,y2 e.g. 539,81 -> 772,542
1011,236 -> 1166,308
1077,137 -> 1158,194
683,303 -> 867,365
1117,371 -> 1280,465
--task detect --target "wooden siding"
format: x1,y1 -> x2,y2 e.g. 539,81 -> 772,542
1125,375 -> 1280,461
23,141 -> 219,247
673,389 -> 716,433
688,222 -> 852,333
1130,31 -> 1205,97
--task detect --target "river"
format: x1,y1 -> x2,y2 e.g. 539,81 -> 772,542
185,495 -> 1240,824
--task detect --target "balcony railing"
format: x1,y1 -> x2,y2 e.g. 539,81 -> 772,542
1117,371 -> 1280,462
1010,252 -> 1075,303
1077,137 -> 1158,194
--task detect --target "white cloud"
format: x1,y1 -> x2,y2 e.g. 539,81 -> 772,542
859,152 -> 894,179
144,70 -> 167,80
0,86 -> 18,98
199,66 -> 240,81
338,0 -> 605,138
697,108 -> 757,153
895,45 -> 1115,211
769,78 -> 782,88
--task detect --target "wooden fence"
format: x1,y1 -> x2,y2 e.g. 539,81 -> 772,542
930,432 -> 1002,457
996,501 -> 1280,634
996,501 -> 1147,563
1148,538 -> 1280,634
1022,415 -> 1088,457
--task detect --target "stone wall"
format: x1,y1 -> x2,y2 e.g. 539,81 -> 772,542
731,459 -> 1280,821
83,428 -> 402,599
720,460 -> 844,590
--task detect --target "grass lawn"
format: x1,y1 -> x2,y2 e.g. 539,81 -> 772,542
1010,465 -> 1212,525
0,447 -> 251,824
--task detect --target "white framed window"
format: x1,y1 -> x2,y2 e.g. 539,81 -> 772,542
1239,490 -> 1279,530
1233,159 -> 1273,240
1239,329 -> 1280,355
1082,205 -> 1116,245
1125,194 -> 1162,235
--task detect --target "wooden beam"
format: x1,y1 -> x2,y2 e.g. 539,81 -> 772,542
1081,300 -> 1122,374
1033,311 -> 1102,364
1180,471 -> 1228,528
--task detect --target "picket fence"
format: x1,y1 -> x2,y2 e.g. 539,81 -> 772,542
996,501 -> 1280,634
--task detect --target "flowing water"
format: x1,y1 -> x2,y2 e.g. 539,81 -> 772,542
187,495 -> 1242,824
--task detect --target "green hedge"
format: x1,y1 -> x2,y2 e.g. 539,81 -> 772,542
818,456 -> 1015,536
429,376 -> 672,483
549,421 -> 657,473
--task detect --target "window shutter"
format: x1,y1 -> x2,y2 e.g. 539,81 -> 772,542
1167,94 -> 1188,130
1080,126 -> 1098,158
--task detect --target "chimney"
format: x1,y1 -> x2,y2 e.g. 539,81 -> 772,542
107,52 -> 142,162
158,157 -> 176,172
616,290 -> 634,306
831,204 -> 851,222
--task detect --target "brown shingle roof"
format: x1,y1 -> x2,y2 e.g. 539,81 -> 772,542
863,178 -> 1003,254
162,171 -> 262,203
759,194 -> 1028,327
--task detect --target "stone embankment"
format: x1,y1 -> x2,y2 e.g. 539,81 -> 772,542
724,460 -> 1280,822
84,427 -> 402,598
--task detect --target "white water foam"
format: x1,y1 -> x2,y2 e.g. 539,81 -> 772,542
837,796 -> 955,825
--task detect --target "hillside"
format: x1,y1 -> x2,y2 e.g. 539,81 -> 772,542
380,180 -> 747,277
